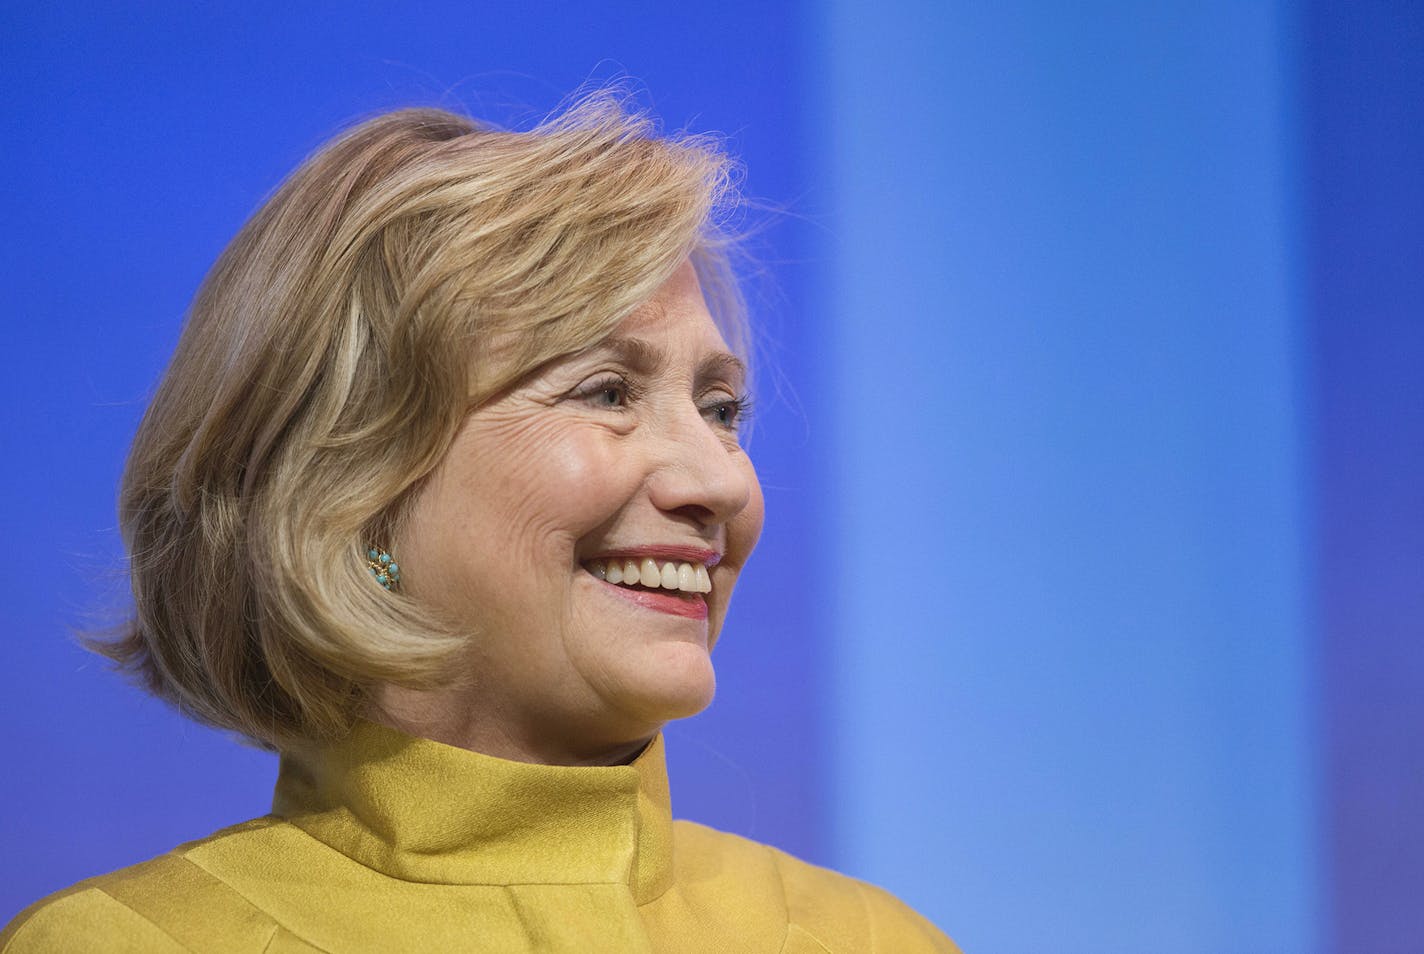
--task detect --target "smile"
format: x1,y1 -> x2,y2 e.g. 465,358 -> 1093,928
584,557 -> 712,593
581,557 -> 712,620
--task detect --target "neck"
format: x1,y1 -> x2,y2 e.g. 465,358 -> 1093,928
367,684 -> 657,767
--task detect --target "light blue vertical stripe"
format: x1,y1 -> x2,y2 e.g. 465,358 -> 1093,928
820,3 -> 1318,951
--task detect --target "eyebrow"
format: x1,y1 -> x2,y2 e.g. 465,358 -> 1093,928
600,336 -> 748,386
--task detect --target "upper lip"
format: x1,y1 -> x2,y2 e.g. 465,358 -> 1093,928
585,545 -> 722,568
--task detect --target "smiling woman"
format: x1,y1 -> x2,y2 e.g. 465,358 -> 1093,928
380,262 -> 764,766
0,91 -> 956,953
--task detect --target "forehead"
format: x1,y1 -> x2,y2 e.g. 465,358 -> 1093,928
585,265 -> 748,394
611,261 -> 730,350
471,260 -> 742,399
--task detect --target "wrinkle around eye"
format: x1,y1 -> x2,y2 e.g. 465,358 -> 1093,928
565,371 -> 640,410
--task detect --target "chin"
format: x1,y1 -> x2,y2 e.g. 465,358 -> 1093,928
615,643 -> 717,726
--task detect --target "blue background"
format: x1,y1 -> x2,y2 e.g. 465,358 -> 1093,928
3,3 -> 1420,952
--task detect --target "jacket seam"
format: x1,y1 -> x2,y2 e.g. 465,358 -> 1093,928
855,879 -> 879,951
282,819 -> 644,889
92,886 -> 198,953
176,854 -> 333,954
768,845 -> 802,954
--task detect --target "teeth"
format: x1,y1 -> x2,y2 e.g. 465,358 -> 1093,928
584,557 -> 714,594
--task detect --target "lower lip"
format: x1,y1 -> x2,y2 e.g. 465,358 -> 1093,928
591,576 -> 709,620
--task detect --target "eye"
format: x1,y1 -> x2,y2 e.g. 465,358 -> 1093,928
591,384 -> 624,408
571,373 -> 634,409
701,394 -> 752,431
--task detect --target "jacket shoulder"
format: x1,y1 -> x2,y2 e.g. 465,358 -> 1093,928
671,820 -> 961,954
769,846 -> 962,954
1,819 -> 295,954
0,882 -> 188,954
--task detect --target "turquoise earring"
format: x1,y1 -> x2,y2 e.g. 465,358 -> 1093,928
366,546 -> 401,591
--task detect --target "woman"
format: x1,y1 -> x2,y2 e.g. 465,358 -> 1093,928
1,93 -> 958,953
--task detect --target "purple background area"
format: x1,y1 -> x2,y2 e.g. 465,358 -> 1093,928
1306,1 -> 1424,949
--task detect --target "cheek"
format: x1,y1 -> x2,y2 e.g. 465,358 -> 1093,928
463,419 -> 645,573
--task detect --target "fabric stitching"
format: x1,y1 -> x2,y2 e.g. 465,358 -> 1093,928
92,887 -> 199,953
856,880 -> 878,951
501,884 -> 538,945
768,844 -> 798,954
0,879 -> 107,952
1,905 -> 46,954
280,818 -> 636,889
178,854 -> 335,954
783,925 -> 835,954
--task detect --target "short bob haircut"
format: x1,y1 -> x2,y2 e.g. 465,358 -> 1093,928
94,91 -> 747,751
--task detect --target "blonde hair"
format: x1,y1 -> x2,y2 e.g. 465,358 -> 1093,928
93,92 -> 746,751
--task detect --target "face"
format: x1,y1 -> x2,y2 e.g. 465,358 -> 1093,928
392,261 -> 764,762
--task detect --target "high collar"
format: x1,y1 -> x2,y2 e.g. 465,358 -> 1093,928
271,721 -> 674,904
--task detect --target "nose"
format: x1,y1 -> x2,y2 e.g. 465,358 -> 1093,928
645,403 -> 753,529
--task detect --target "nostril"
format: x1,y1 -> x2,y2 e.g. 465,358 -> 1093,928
667,502 -> 718,526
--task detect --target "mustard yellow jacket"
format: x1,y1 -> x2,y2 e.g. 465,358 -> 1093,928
1,722 -> 958,953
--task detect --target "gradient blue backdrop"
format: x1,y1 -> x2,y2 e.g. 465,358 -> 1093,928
4,3 -> 1420,952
